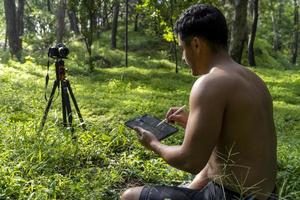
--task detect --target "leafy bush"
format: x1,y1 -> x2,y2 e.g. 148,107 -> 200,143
253,38 -> 293,69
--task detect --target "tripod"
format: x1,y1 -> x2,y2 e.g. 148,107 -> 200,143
40,59 -> 86,132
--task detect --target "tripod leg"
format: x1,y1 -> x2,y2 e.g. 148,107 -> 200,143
66,98 -> 74,133
39,80 -> 59,131
64,83 -> 73,129
66,81 -> 86,130
62,80 -> 74,132
61,81 -> 68,127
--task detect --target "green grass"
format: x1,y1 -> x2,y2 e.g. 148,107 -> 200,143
0,28 -> 300,199
0,57 -> 192,199
1,56 -> 300,199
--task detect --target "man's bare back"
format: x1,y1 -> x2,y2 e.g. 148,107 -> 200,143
121,4 -> 277,200
190,63 -> 277,199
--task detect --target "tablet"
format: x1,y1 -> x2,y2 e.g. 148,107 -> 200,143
125,114 -> 178,141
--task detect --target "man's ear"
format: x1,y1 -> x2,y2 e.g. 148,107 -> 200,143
191,37 -> 202,53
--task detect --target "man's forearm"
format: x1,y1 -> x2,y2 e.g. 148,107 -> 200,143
149,140 -> 201,174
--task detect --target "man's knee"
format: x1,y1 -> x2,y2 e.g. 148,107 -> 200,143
121,187 -> 143,200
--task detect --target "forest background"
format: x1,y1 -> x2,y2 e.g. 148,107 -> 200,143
0,0 -> 299,199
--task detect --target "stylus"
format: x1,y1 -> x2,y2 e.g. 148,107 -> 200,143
156,105 -> 186,127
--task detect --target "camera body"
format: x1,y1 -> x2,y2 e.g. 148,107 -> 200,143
48,43 -> 69,59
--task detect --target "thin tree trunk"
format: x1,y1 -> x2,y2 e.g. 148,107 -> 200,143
47,0 -> 52,12
111,1 -> 120,49
4,0 -> 22,60
134,0 -> 141,32
98,0 -> 102,26
248,0 -> 258,66
170,0 -> 178,73
125,0 -> 129,67
103,0 -> 109,29
229,0 -> 248,64
134,14 -> 139,32
56,0 -> 66,43
88,2 -> 97,71
78,1 -> 96,71
291,0 -> 299,64
278,0 -> 284,28
271,0 -> 282,51
68,10 -> 80,34
4,29 -> 8,51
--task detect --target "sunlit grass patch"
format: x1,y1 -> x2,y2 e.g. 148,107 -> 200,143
0,55 -> 300,199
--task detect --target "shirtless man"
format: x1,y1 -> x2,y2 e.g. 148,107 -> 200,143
121,4 -> 277,200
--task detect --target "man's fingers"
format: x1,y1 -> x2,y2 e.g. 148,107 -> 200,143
133,126 -> 141,132
168,114 -> 180,122
166,116 -> 175,123
133,126 -> 144,139
165,107 -> 179,119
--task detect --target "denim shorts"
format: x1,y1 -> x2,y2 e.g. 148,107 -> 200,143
139,181 -> 277,200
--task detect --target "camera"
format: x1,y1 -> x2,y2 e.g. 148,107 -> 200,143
48,43 -> 69,59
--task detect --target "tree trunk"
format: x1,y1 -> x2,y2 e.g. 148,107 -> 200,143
68,10 -> 80,35
271,0 -> 283,51
17,0 -> 25,37
103,0 -> 109,29
56,0 -> 66,43
134,0 -> 141,32
4,28 -> 8,51
111,1 -> 120,49
47,0 -> 52,12
291,0 -> 299,64
125,0 -> 129,67
278,0 -> 284,28
170,0 -> 178,73
78,1 -> 97,71
4,0 -> 22,60
248,0 -> 258,66
229,0 -> 248,64
134,14 -> 139,32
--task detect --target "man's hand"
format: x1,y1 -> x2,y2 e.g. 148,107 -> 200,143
133,126 -> 159,150
166,107 -> 189,128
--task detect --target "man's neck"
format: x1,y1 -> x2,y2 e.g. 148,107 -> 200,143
206,50 -> 234,73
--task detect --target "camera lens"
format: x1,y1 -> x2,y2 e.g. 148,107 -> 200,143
48,47 -> 59,58
58,47 -> 69,58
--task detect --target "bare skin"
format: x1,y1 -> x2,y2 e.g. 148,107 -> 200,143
121,36 -> 277,200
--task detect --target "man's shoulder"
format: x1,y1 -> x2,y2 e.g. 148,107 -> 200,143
193,70 -> 233,92
190,72 -> 231,104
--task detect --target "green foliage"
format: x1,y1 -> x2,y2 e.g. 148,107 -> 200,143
258,0 -> 297,63
136,0 -> 198,42
23,1 -> 57,49
1,37 -> 300,199
0,50 -> 10,63
253,38 -> 293,69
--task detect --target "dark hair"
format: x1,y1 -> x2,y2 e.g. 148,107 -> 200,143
175,4 -> 228,50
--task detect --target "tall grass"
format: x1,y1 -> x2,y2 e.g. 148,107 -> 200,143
0,26 -> 299,199
1,56 -> 299,199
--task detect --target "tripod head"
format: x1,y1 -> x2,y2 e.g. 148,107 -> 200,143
46,42 -> 69,88
55,59 -> 68,82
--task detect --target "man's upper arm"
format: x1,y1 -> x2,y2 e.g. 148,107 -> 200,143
181,76 -> 227,173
